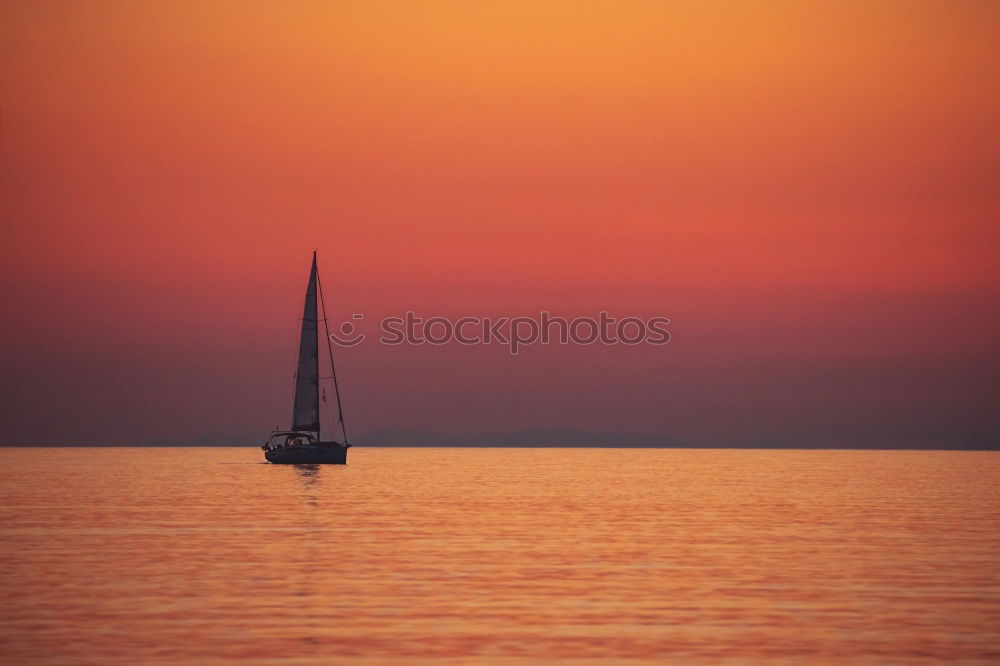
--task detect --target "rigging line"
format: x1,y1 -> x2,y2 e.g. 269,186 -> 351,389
316,264 -> 349,445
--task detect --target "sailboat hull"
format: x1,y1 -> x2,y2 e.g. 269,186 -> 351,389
264,445 -> 348,464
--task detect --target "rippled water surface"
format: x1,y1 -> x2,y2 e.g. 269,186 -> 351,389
1,447 -> 998,664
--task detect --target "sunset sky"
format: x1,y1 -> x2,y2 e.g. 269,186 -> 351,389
2,1 -> 998,446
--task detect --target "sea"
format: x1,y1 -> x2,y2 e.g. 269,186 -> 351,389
1,447 -> 998,665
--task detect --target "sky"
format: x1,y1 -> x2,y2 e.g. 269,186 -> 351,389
1,1 -> 998,446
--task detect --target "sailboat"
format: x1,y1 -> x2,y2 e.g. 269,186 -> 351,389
262,252 -> 350,464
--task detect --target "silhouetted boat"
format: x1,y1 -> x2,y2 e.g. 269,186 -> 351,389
262,252 -> 350,464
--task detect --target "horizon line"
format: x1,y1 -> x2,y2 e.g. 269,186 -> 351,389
2,443 -> 998,451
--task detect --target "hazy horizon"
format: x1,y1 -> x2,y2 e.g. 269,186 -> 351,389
5,427 -> 998,450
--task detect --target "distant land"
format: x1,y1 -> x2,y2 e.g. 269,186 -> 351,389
4,427 -> 998,450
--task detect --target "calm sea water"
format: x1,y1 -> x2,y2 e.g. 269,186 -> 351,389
1,447 -> 998,665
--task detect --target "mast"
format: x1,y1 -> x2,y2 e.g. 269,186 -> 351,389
291,252 -> 320,434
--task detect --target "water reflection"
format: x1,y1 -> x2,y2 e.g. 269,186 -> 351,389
293,464 -> 321,506
294,463 -> 321,483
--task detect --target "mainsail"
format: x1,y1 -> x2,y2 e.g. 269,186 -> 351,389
291,252 -> 320,432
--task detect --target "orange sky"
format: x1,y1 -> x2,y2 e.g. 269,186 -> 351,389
2,1 -> 998,445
